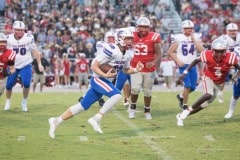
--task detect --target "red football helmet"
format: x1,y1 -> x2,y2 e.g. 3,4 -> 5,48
13,21 -> 25,39
0,33 -> 7,52
136,17 -> 150,37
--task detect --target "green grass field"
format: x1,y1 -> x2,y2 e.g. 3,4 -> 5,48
0,91 -> 239,160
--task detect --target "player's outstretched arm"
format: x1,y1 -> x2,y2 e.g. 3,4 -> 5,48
32,49 -> 44,72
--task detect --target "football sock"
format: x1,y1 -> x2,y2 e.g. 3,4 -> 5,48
130,103 -> 136,109
93,113 -> 103,122
57,116 -> 64,124
180,109 -> 190,119
229,96 -> 237,112
99,94 -> 121,114
179,93 -> 183,98
144,106 -> 150,113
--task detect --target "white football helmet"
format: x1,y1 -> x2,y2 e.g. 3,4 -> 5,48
136,17 -> 150,36
115,28 -> 134,49
182,20 -> 194,29
136,17 -> 150,26
211,38 -> 227,50
212,38 -> 227,62
13,21 -> 25,39
226,23 -> 238,38
182,20 -> 194,36
104,31 -> 115,43
13,21 -> 25,30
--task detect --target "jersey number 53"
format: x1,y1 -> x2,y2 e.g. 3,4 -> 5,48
134,44 -> 148,55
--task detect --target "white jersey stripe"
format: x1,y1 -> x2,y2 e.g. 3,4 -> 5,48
94,77 -> 113,92
200,50 -> 206,62
229,53 -> 233,64
229,53 -> 236,65
8,50 -> 16,60
151,33 -> 158,41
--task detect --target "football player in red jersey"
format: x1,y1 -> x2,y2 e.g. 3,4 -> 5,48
0,33 -> 15,98
176,38 -> 240,126
128,16 -> 162,120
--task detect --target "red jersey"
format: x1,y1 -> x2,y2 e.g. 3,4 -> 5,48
132,32 -> 161,72
0,49 -> 16,78
200,50 -> 238,84
76,59 -> 89,73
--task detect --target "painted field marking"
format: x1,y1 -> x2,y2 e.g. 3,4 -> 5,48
113,110 -> 173,160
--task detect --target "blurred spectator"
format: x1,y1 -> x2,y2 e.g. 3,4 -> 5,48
32,54 -> 50,92
75,53 -> 89,90
37,28 -> 47,49
62,53 -> 71,87
4,20 -> 12,35
160,55 -> 176,91
0,0 -> 6,18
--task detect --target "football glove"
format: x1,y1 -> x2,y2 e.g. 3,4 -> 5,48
2,69 -> 10,77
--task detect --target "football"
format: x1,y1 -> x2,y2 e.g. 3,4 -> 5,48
99,64 -> 116,73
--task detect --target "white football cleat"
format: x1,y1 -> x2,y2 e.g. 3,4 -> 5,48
4,100 -> 11,111
22,100 -> 28,112
145,112 -> 152,120
123,99 -> 129,106
48,117 -> 58,139
176,114 -> 184,126
224,111 -> 233,119
217,93 -> 224,103
88,117 -> 103,134
128,108 -> 135,119
218,97 -> 224,103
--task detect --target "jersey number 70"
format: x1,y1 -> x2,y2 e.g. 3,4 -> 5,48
13,48 -> 27,55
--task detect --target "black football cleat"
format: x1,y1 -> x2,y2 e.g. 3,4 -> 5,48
98,98 -> 105,107
78,96 -> 83,102
176,94 -> 183,109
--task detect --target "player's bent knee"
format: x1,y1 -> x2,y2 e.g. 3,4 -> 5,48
70,103 -> 85,115
131,87 -> 140,95
201,101 -> 209,108
114,94 -> 122,101
190,87 -> 196,92
143,88 -> 152,97
22,82 -> 31,88
207,94 -> 215,103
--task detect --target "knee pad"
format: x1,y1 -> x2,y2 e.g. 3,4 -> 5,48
70,103 -> 85,115
201,101 -> 209,108
143,88 -> 152,97
131,87 -> 140,95
207,94 -> 215,103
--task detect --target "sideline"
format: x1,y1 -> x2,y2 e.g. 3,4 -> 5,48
12,82 -> 232,93
112,110 -> 173,160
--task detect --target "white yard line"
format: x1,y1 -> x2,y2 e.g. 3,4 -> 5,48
113,110 -> 173,160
